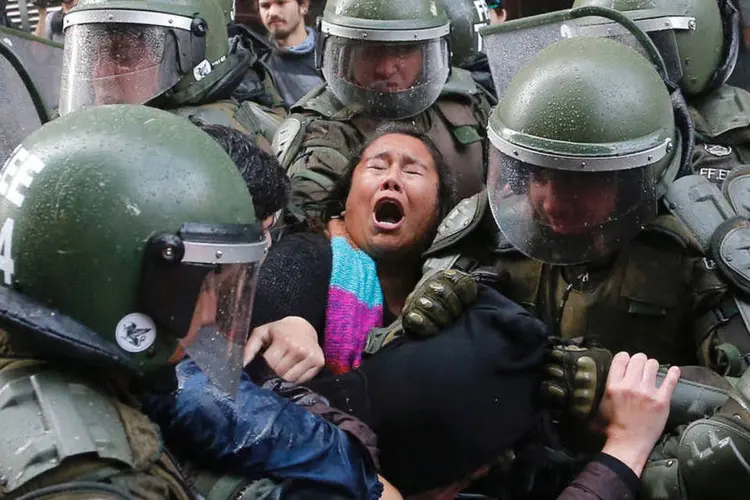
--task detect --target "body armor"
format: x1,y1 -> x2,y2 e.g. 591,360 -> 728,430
422,190 -> 750,373
0,356 -> 193,500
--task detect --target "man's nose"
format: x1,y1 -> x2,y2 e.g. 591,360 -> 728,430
541,178 -> 574,212
267,4 -> 284,17
374,56 -> 399,78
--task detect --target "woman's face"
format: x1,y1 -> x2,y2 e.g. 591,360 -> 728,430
344,133 -> 441,260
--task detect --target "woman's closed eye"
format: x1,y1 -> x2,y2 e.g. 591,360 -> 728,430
404,163 -> 425,176
366,159 -> 388,170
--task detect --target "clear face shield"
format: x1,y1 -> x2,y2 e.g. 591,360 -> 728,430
486,131 -> 666,266
139,223 -> 267,397
60,10 -> 204,115
319,21 -> 450,119
480,8 -> 686,100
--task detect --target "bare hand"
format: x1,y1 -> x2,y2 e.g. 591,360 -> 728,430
600,352 -> 680,477
244,316 -> 324,384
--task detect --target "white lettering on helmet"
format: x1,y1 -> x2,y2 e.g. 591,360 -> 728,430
0,145 -> 46,209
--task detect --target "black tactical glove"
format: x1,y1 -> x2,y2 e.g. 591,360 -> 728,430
542,340 -> 613,420
402,269 -> 478,337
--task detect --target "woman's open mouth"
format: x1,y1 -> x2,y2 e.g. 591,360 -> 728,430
372,198 -> 405,231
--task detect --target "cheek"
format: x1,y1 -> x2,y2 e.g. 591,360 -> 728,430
344,180 -> 375,226
408,181 -> 440,227
586,185 -> 618,216
351,63 -> 371,81
528,184 -> 545,207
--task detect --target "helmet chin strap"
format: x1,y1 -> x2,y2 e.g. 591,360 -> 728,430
705,0 -> 741,94
671,90 -> 695,178
657,128 -> 685,199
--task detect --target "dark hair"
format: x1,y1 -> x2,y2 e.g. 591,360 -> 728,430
257,0 -> 307,6
325,122 -> 456,224
199,124 -> 290,220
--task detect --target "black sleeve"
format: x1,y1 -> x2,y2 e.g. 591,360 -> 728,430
250,232 -> 332,339
556,453 -> 639,500
356,285 -> 549,495
594,453 -> 640,495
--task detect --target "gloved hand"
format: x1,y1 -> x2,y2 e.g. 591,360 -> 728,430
401,269 -> 478,337
542,340 -> 613,420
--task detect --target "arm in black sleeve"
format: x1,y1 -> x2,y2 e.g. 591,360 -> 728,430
251,232 -> 332,338
556,453 -> 640,500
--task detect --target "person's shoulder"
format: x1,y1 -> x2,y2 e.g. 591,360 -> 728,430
273,231 -> 331,259
289,83 -> 354,120
690,84 -> 750,139
438,67 -> 481,99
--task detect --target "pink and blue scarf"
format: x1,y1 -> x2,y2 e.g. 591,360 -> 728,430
324,219 -> 384,375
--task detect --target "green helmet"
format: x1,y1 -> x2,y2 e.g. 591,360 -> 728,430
0,105 -> 266,395
317,0 -> 451,119
437,0 -> 491,67
571,0 -> 740,96
59,0 -> 247,115
487,37 -> 680,265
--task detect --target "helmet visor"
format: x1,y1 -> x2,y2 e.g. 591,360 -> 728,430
181,261 -> 260,398
481,11 -> 684,100
486,147 -> 658,265
322,36 -> 450,119
139,223 -> 267,397
61,23 -> 183,115
561,15 -> 685,85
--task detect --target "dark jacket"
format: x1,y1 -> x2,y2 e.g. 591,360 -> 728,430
261,28 -> 324,108
558,454 -> 640,500
141,358 -> 383,499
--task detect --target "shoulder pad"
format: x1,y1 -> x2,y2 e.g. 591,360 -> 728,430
690,85 -> 750,139
664,174 -> 736,252
665,173 -> 750,294
675,415 -> 750,499
722,165 -> 750,218
423,190 -> 487,257
236,100 -> 284,142
440,67 -> 480,98
290,83 -> 355,120
272,116 -> 305,169
0,366 -> 138,493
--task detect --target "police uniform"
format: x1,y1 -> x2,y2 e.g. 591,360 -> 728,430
275,72 -> 492,205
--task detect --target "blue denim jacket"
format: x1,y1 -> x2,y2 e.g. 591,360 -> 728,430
141,359 -> 382,499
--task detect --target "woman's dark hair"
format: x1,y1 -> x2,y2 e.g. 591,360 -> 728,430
199,124 -> 290,220
316,123 -> 456,226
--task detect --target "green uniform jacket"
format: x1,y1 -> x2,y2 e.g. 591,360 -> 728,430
0,344 -> 193,499
273,68 -> 494,206
691,84 -> 750,185
423,192 -> 750,373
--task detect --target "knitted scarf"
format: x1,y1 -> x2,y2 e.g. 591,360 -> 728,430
323,218 -> 384,374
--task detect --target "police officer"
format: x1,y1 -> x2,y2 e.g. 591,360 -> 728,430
572,0 -> 748,187
59,0 -> 283,149
409,22 -> 750,375
438,0 -> 498,97
273,0 -> 494,207
0,105 -> 383,499
396,31 -> 750,499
